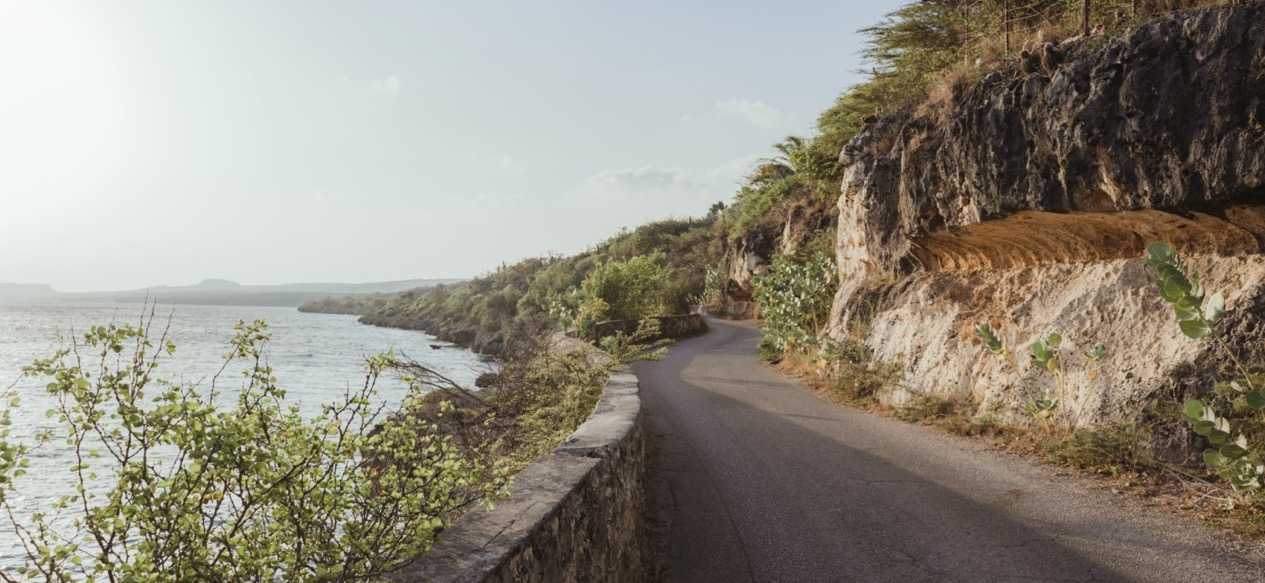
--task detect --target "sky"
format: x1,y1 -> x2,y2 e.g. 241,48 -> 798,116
0,0 -> 902,292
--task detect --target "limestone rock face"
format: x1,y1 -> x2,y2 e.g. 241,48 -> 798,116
723,199 -> 836,304
829,4 -> 1265,428
724,225 -> 779,301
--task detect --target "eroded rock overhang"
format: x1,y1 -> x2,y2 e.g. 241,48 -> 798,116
827,4 -> 1265,426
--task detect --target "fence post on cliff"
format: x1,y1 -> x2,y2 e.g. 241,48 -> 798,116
1081,0 -> 1091,37
1003,0 -> 1011,54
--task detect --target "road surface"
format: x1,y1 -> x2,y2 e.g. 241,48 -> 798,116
636,318 -> 1265,582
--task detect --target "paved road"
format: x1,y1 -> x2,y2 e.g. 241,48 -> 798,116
636,318 -> 1265,583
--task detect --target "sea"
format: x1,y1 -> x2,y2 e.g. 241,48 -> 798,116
0,301 -> 489,573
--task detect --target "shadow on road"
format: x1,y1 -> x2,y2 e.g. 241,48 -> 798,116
636,318 -> 1256,583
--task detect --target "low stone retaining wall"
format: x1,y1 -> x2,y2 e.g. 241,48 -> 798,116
592,313 -> 707,344
392,362 -> 651,582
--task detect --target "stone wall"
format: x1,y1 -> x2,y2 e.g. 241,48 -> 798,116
391,364 -> 652,582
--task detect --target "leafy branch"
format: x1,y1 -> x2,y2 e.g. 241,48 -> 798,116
1145,242 -> 1265,496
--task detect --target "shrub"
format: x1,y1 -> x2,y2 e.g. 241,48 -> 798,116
578,253 -> 689,322
1144,242 -> 1265,496
1,316 -> 507,581
753,250 -> 837,355
818,339 -> 902,402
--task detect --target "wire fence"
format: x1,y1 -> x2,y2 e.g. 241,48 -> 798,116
951,0 -> 1241,64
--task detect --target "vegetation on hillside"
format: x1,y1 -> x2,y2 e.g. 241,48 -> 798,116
0,305 -> 630,579
299,293 -> 395,316
296,0 -> 1259,504
303,215 -> 725,353
299,1 -> 1245,362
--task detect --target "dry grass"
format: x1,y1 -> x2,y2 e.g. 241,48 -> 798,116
772,342 -> 1265,539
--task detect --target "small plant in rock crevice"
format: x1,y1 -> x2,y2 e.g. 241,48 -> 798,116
973,323 -> 1107,432
814,338 -> 903,403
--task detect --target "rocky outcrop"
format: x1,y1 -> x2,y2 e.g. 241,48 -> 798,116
721,199 -> 836,307
829,4 -> 1265,428
724,224 -> 779,302
780,198 -> 837,257
359,313 -> 506,355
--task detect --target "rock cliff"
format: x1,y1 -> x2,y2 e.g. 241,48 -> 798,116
828,4 -> 1265,429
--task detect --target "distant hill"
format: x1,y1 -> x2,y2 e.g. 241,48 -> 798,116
0,278 -> 464,307
0,283 -> 58,301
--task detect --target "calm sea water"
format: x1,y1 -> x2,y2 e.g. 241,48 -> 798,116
0,301 -> 489,572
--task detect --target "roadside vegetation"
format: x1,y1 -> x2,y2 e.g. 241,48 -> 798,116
0,306 -> 638,579
9,0 -> 1259,578
736,0 -> 1265,532
299,0 -> 1261,536
304,214 -> 725,354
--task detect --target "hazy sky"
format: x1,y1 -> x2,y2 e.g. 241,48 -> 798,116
1,0 -> 900,292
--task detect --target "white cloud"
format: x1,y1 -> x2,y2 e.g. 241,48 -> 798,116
704,154 -> 762,188
712,98 -> 785,127
574,166 -> 699,200
574,155 -> 764,204
338,74 -> 403,97
367,75 -> 402,96
499,156 -> 527,173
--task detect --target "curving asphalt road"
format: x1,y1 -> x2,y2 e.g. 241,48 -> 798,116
636,317 -> 1265,583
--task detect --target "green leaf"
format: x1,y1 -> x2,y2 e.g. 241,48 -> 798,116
1160,266 -> 1192,292
1204,449 -> 1226,469
1185,399 -> 1205,420
1175,295 -> 1199,311
1173,303 -> 1200,321
1220,443 -> 1249,460
1159,278 -> 1186,303
1178,319 -> 1212,339
1246,391 -> 1265,411
1046,332 -> 1061,349
1205,292 -> 1225,323
1146,242 -> 1176,266
1082,344 -> 1107,362
1188,278 -> 1205,302
1192,420 -> 1215,435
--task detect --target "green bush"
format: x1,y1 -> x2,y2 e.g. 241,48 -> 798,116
2,317 -> 508,581
818,339 -> 901,402
578,253 -> 689,322
753,250 -> 838,355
